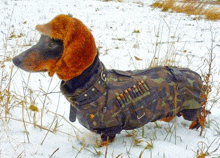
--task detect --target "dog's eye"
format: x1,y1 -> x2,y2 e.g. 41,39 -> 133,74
47,42 -> 57,48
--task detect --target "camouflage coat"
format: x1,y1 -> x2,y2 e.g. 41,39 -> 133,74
61,55 -> 202,135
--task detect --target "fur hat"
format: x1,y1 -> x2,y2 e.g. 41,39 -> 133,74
36,14 -> 97,80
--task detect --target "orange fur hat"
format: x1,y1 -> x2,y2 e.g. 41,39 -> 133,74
35,14 -> 97,81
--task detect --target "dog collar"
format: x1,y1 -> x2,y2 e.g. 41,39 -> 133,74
65,63 -> 107,106
60,58 -> 108,106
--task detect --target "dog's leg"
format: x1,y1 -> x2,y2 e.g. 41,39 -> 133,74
189,120 -> 201,129
160,116 -> 175,122
180,109 -> 205,129
189,109 -> 210,130
100,133 -> 116,146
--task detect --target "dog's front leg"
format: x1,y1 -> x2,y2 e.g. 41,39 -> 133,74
100,133 -> 116,146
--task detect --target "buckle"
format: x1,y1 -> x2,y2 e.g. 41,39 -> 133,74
101,71 -> 106,82
166,66 -> 184,81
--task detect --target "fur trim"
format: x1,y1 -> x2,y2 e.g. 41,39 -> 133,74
36,14 -> 97,80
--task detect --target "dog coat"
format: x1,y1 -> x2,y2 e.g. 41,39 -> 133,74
60,55 -> 202,135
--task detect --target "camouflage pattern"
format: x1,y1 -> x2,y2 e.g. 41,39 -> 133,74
61,57 -> 203,136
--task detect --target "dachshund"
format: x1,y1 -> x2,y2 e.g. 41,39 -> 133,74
13,14 -> 206,146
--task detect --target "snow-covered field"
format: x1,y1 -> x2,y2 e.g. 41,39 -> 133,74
1,0 -> 220,157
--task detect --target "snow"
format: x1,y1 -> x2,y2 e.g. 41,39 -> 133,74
1,0 -> 220,157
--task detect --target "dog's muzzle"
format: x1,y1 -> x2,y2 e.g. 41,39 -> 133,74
13,55 -> 23,67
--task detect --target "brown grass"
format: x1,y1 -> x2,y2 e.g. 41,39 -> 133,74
151,0 -> 220,21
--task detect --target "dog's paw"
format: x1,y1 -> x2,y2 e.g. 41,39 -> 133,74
100,133 -> 116,146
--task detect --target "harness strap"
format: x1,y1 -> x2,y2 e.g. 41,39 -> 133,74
69,65 -> 107,122
68,63 -> 107,104
69,105 -> 77,122
166,66 -> 184,81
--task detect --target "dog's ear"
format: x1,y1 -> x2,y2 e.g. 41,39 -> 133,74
36,14 -> 97,80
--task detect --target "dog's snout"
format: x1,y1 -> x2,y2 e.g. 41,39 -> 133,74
12,56 -> 23,67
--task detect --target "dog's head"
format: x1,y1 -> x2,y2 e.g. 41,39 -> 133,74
12,14 -> 97,81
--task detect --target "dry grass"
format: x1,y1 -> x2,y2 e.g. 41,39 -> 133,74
194,138 -> 220,158
151,0 -> 220,21
102,0 -> 125,2
1,3 -> 220,157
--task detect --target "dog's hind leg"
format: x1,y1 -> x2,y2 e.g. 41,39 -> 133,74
179,109 -> 202,129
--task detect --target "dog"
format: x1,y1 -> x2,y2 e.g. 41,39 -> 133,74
13,14 -> 205,146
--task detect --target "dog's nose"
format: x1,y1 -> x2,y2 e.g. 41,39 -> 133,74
12,56 -> 22,67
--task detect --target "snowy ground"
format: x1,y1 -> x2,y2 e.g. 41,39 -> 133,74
1,0 -> 220,157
